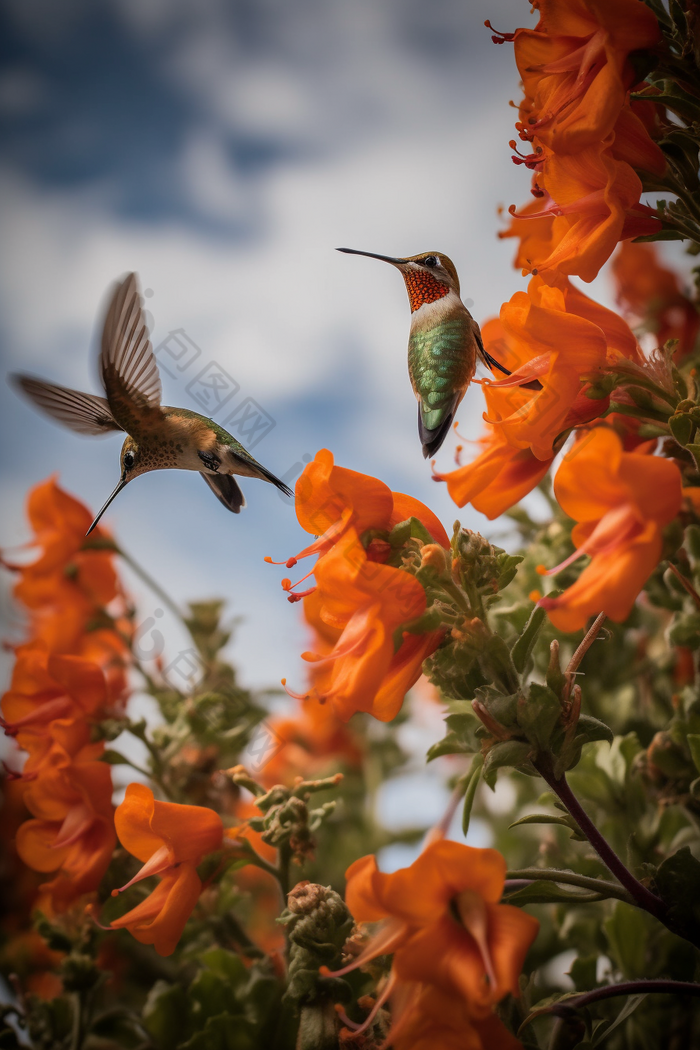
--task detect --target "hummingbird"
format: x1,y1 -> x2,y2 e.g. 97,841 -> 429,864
11,272 -> 292,534
337,249 -> 520,458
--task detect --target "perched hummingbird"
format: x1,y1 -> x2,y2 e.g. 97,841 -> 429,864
337,249 -> 517,458
11,272 -> 292,534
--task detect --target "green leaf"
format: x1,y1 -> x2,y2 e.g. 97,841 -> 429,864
655,846 -> 700,943
179,1013 -> 256,1050
567,954 -> 599,992
591,994 -> 647,1047
511,606 -> 547,674
503,880 -> 606,906
100,749 -> 131,765
199,949 -> 249,987
604,903 -> 648,978
483,739 -> 532,783
575,715 -> 614,747
143,982 -> 191,1048
518,683 -> 562,752
189,971 -> 237,1020
459,754 -> 483,837
478,634 -> 519,692
509,812 -> 577,831
426,730 -> 472,762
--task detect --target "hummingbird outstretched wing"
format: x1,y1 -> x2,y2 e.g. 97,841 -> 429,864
11,374 -> 123,436
200,471 -> 246,513
100,272 -> 163,434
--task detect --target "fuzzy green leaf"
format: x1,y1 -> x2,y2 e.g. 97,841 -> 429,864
460,754 -> 483,837
511,606 -> 547,674
483,739 -> 532,782
503,880 -> 606,906
655,847 -> 700,943
518,683 -> 563,752
426,730 -> 472,762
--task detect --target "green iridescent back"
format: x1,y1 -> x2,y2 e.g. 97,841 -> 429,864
408,317 -> 474,433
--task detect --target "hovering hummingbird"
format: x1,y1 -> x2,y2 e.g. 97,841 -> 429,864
337,249 -> 519,458
12,272 -> 292,534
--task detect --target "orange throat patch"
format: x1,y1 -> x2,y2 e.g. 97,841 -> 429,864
403,270 -> 450,312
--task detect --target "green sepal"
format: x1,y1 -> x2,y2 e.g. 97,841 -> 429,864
496,552 -> 524,591
401,606 -> 445,635
511,606 -> 547,674
632,229 -> 686,242
584,373 -> 616,400
670,412 -> 694,446
388,516 -> 435,549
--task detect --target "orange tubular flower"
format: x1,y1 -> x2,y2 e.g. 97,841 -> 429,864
331,840 -> 537,1033
300,528 -> 441,722
277,451 -> 449,722
434,278 -> 640,513
1,645 -> 107,747
613,241 -> 700,359
505,145 -> 660,283
514,0 -> 661,155
434,426 -> 552,519
15,735 -> 116,913
388,982 -> 524,1050
109,784 -> 224,956
480,277 -> 636,461
3,479 -> 131,689
539,427 -> 682,631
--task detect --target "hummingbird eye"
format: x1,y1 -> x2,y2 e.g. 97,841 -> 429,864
422,255 -> 438,268
123,451 -> 135,470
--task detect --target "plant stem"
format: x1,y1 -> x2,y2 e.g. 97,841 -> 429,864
504,868 -> 635,905
550,980 -> 700,1017
70,992 -> 86,1050
534,758 -> 668,921
277,841 -> 292,899
667,561 -> 700,609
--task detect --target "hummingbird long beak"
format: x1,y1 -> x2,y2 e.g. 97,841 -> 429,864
336,248 -> 407,265
86,475 -> 128,536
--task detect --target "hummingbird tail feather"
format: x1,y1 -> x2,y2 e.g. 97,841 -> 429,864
229,452 -> 293,498
418,401 -> 459,459
200,472 -> 245,513
254,463 -> 294,498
